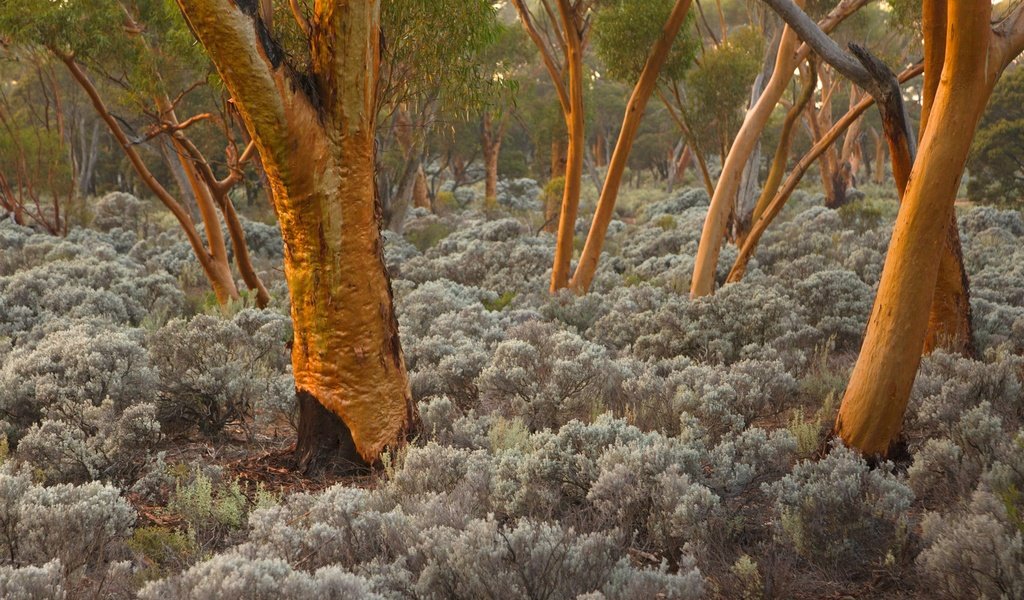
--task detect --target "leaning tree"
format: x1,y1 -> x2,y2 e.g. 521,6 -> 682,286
831,0 -> 1024,456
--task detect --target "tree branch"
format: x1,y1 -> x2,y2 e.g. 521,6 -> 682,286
174,0 -> 314,163
511,0 -> 570,114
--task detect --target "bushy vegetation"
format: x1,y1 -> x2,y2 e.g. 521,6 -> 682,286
0,185 -> 1020,598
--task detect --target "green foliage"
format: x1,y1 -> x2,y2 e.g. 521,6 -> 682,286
381,0 -> 503,117
593,0 -> 698,84
167,470 -> 249,554
968,66 -> 1024,206
406,221 -> 453,252
128,526 -> 197,581
482,290 -> 516,312
684,25 -> 764,155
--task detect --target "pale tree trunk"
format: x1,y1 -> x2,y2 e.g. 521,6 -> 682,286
735,29 -> 781,238
77,119 -> 101,197
481,112 -> 506,207
570,0 -> 693,293
690,1 -> 804,298
667,141 -> 691,193
834,0 -> 1020,456
743,61 -> 816,245
727,63 -> 923,284
176,0 -> 415,468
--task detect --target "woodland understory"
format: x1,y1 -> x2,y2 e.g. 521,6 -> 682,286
0,181 -> 1021,599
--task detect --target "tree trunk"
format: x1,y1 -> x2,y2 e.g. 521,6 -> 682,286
727,63 -> 924,284
742,61 -> 816,245
175,0 -> 415,467
413,163 -> 430,210
871,127 -> 886,184
164,109 -> 241,305
690,3 -> 804,298
834,1 -> 996,456
62,56 -> 239,306
482,113 -> 502,207
570,0 -> 693,293
919,0 -> 974,356
550,31 -> 585,292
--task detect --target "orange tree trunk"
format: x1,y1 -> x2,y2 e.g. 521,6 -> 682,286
61,57 -> 241,306
510,0 -> 588,292
919,0 -> 974,356
690,4 -> 804,298
175,0 -> 414,468
569,0 -> 693,294
551,32 -> 585,292
834,1 -> 999,456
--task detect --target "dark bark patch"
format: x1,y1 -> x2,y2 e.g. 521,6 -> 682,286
294,390 -> 368,475
255,20 -> 284,68
235,0 -> 259,17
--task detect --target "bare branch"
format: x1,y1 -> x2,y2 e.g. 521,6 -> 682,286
511,0 -> 570,113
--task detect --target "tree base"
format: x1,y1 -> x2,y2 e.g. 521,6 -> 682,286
294,390 -> 369,476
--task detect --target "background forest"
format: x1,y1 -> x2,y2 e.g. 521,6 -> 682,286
0,0 -> 1022,598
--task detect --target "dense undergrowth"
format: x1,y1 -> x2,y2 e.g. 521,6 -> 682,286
0,182 -> 1021,599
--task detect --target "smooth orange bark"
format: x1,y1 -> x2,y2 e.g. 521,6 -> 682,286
919,0 -> 973,356
834,0 -> 1001,455
570,0 -> 693,294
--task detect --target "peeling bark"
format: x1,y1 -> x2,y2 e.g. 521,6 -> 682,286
176,0 -> 415,466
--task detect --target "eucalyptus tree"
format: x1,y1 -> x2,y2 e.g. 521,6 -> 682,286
569,0 -> 697,292
377,0 -> 502,232
689,0 -> 870,298
510,0 -> 595,292
767,0 -> 1024,457
0,0 -> 270,306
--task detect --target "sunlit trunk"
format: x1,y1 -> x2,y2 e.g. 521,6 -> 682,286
570,0 -> 692,293
551,34 -> 585,291
834,1 -> 995,455
176,0 -> 414,467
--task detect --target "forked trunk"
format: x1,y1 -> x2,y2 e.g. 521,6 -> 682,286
690,3 -> 804,298
834,1 -> 995,455
550,39 -> 585,292
570,0 -> 693,293
918,0 -> 974,356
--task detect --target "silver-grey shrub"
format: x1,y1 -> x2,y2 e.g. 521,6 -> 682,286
0,323 -> 157,432
765,445 -> 913,573
149,310 -> 293,434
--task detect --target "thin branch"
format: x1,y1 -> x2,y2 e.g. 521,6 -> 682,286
288,0 -> 310,36
511,0 -> 570,113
